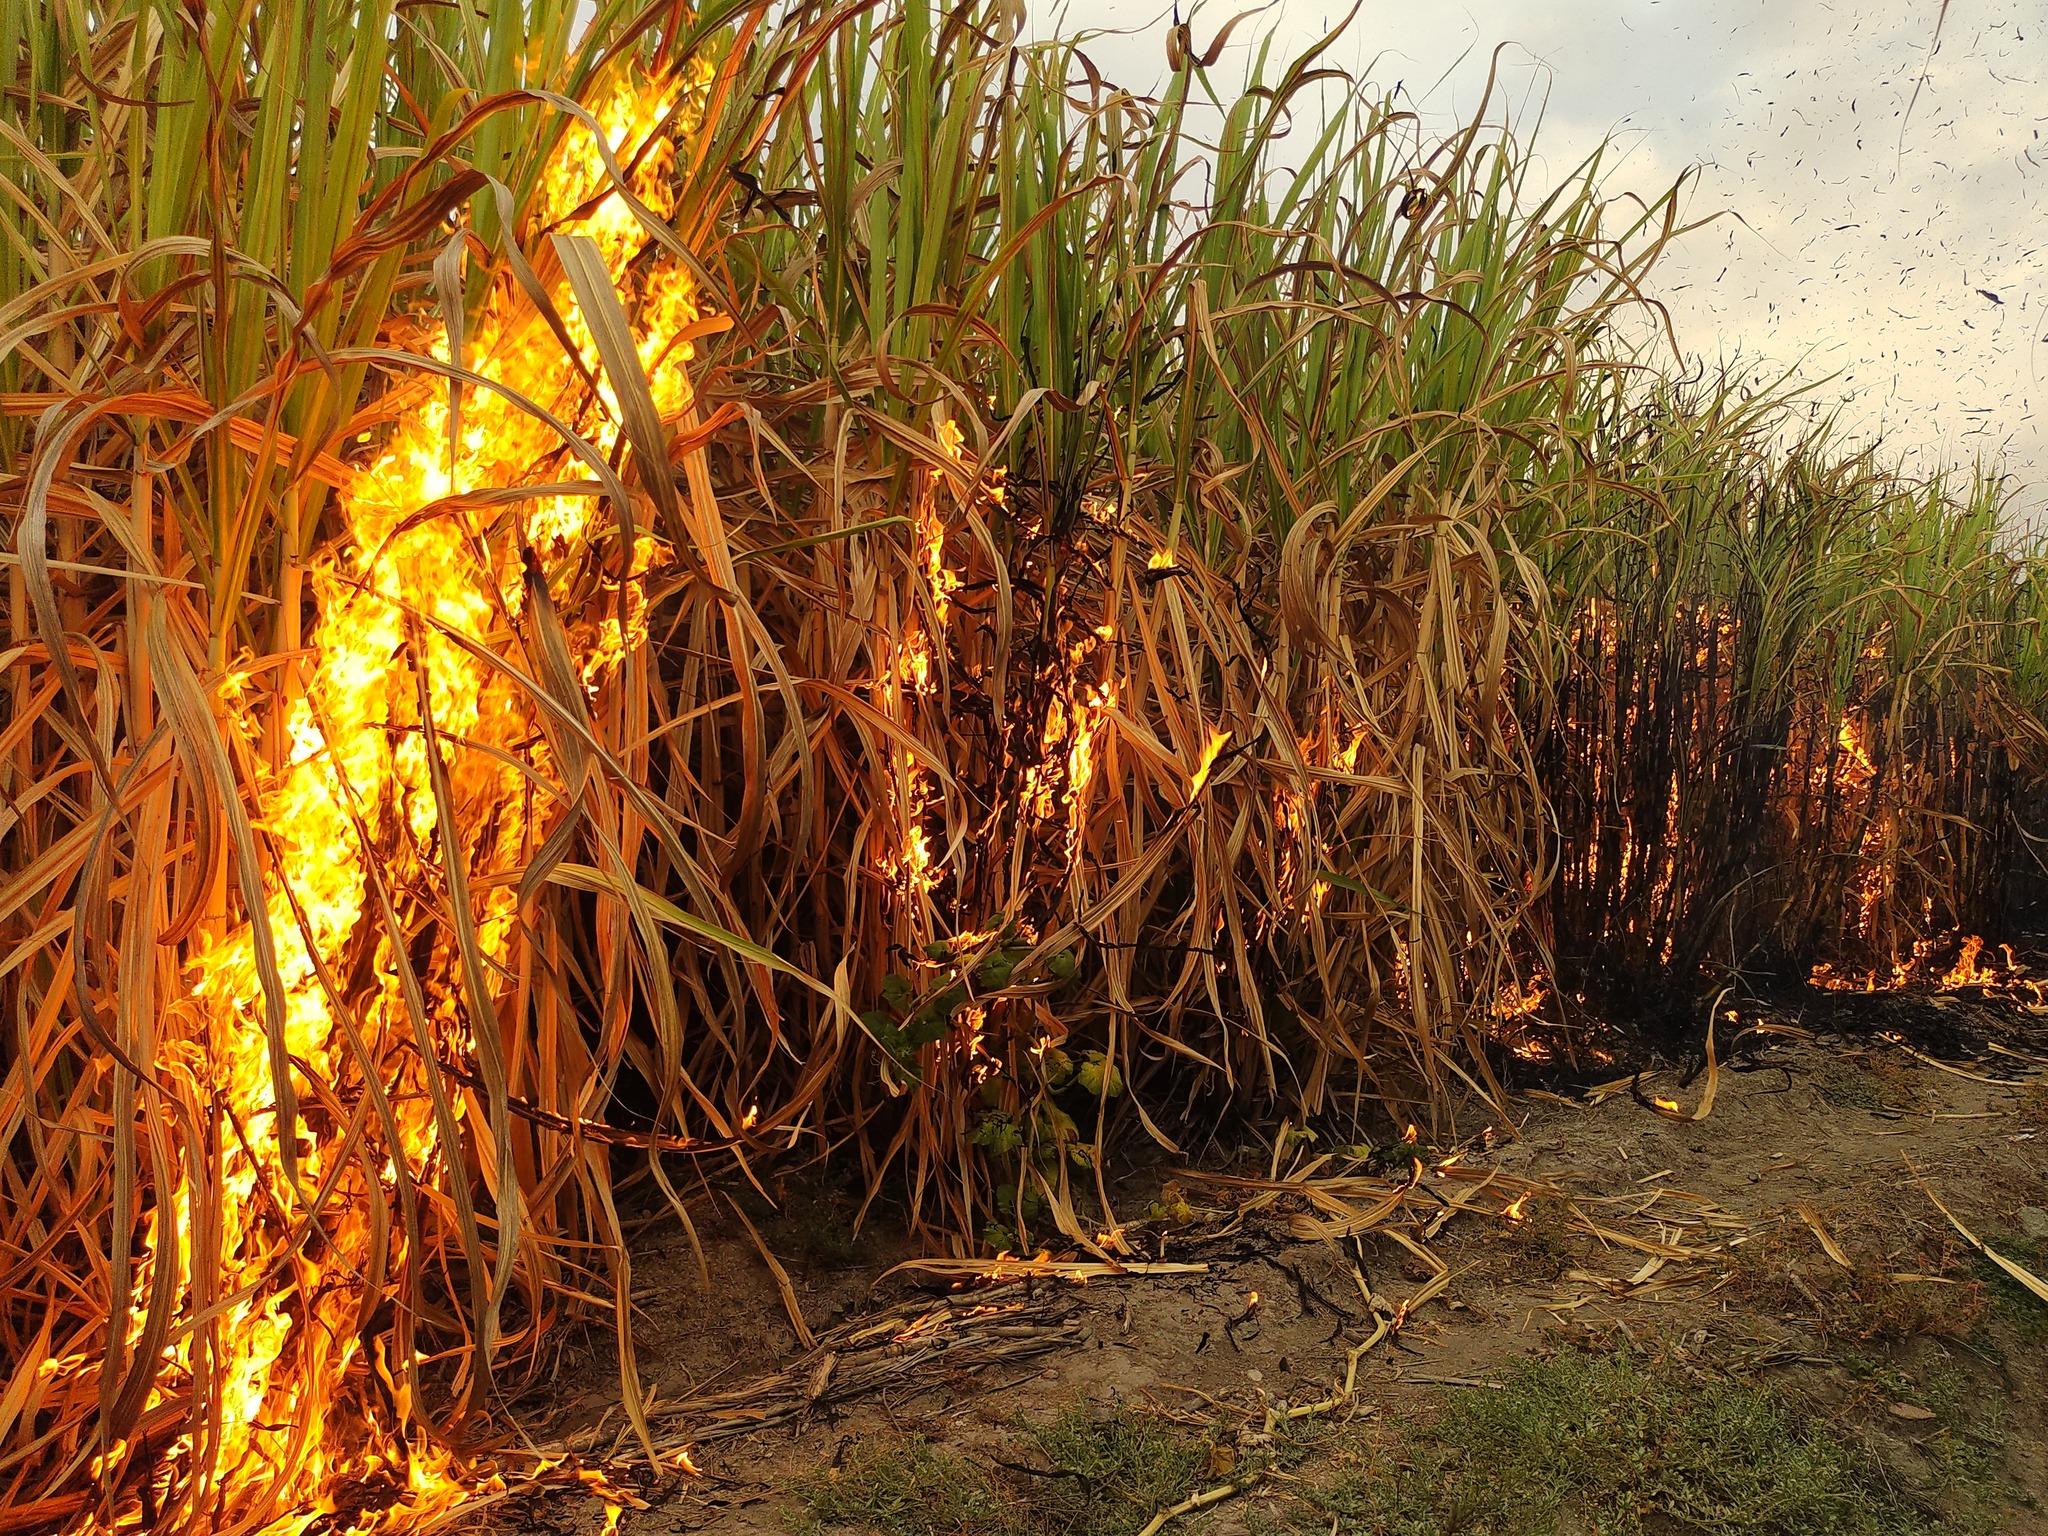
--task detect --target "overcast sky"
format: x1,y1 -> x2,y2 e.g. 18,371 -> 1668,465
1035,0 -> 2046,502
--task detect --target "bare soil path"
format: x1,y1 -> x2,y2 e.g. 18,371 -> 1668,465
480,1013 -> 2048,1536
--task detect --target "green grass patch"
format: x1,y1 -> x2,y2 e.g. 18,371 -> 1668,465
1838,1348 -> 2007,1502
1813,1057 -> 1927,1115
1295,1347 -> 1976,1535
1018,1404 -> 1208,1535
793,1405 -> 1207,1536
794,1437 -> 1012,1536
1973,1233 -> 2048,1345
1815,1062 -> 1888,1111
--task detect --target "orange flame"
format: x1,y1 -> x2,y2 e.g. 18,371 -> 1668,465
139,67 -> 717,1533
1811,932 -> 2041,1001
1186,728 -> 1231,801
1940,934 -> 1993,989
1492,973 -> 1548,1021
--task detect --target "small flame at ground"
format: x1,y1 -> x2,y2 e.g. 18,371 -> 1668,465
1811,933 -> 2043,1003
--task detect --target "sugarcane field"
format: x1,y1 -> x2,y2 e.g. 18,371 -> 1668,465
2,0 -> 2046,1532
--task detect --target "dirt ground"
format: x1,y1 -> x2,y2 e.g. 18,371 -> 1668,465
473,998 -> 2048,1536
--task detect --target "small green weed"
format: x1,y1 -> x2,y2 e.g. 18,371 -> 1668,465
1500,1194 -> 1578,1277
1816,1062 -> 1887,1110
795,1437 -> 1009,1536
1836,1348 -> 2006,1518
792,1405 -> 1205,1536
1019,1405 -> 1206,1535
1815,1057 -> 1925,1114
1297,1347 -> 1962,1534
1974,1232 -> 2048,1345
738,1170 -> 875,1270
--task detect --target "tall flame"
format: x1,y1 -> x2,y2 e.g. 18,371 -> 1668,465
124,67 -> 715,1534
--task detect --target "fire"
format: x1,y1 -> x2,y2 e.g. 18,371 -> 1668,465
1273,720 -> 1369,908
1186,728 -> 1232,801
919,428 -> 964,630
1836,714 -> 1876,781
892,747 -> 940,896
1821,709 -> 1892,938
961,1005 -> 1001,1083
1492,973 -> 1548,1020
583,533 -> 663,688
122,68 -> 717,1533
1940,934 -> 1995,989
1066,683 -> 1117,826
1019,644 -> 1118,855
1810,932 -> 2043,1002
1275,785 -> 1306,893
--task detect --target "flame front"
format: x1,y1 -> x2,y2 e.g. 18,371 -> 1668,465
117,69 -> 714,1534
1811,931 -> 2044,1002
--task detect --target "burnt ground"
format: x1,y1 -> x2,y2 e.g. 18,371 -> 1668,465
468,994 -> 2048,1536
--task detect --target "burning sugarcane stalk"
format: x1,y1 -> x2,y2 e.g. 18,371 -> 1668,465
3,4 -> 2046,1534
